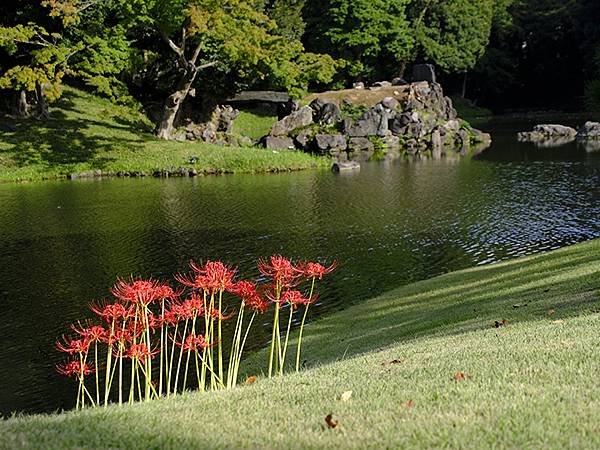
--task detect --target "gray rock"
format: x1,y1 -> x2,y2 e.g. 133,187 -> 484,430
270,106 -> 313,136
315,134 -> 347,154
310,99 -> 341,125
346,104 -> 393,137
431,129 -> 442,153
264,136 -> 295,150
332,161 -> 360,172
518,124 -> 577,145
380,97 -> 400,110
372,81 -> 392,88
353,82 -> 365,90
391,77 -> 408,86
458,129 -> 470,154
347,137 -> 374,153
295,129 -> 314,150
576,121 -> 600,140
412,64 -> 437,83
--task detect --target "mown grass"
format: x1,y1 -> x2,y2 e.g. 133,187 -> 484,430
2,239 -> 600,449
0,87 -> 327,182
231,105 -> 278,140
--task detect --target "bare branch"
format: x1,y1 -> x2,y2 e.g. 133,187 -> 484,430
196,61 -> 218,71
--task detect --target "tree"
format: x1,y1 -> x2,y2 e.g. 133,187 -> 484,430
304,0 -> 414,81
411,0 -> 494,85
0,23 -> 78,118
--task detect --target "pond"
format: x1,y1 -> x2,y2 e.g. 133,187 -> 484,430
1,119 -> 600,415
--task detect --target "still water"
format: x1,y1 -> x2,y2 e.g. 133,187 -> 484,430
1,120 -> 599,415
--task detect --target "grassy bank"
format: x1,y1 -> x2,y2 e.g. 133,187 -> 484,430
451,96 -> 493,125
2,239 -> 600,449
0,88 -> 327,183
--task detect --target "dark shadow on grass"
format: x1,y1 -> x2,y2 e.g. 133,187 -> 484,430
242,241 -> 600,375
0,109 -> 148,171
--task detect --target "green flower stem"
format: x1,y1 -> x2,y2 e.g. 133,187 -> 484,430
296,278 -> 316,372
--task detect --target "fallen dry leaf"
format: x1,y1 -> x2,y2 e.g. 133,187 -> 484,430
547,309 -> 556,316
382,358 -> 405,367
494,319 -> 508,328
404,399 -> 414,409
551,319 -> 564,324
244,376 -> 258,385
325,414 -> 338,429
454,371 -> 470,382
340,390 -> 352,402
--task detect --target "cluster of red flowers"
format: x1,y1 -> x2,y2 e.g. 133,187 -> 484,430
55,255 -> 336,409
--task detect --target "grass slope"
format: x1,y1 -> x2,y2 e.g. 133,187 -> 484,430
0,88 -> 326,182
2,239 -> 600,449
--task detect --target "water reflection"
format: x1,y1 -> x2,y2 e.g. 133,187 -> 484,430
1,127 -> 600,414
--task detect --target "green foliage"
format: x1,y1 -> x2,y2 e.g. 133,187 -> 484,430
264,0 -> 306,40
0,24 -> 75,101
414,0 -> 494,73
340,102 -> 367,120
585,79 -> 600,112
368,135 -> 387,160
305,0 -> 414,80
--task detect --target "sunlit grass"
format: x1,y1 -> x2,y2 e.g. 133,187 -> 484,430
0,87 -> 327,182
2,239 -> 599,448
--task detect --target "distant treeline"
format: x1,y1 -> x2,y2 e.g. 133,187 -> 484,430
1,0 -> 599,136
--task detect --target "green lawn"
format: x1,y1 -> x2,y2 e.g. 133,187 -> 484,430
231,105 -> 278,140
2,239 -> 600,449
0,87 -> 327,182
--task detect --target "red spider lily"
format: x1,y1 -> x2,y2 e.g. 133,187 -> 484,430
180,294 -> 205,319
229,280 -> 257,299
281,290 -> 315,309
258,255 -> 302,285
177,260 -> 237,292
159,309 -> 178,326
71,322 -> 106,343
299,261 -> 337,280
178,334 -> 211,352
90,302 -> 134,322
111,278 -> 173,306
126,343 -> 159,360
56,335 -> 91,355
210,308 -> 235,321
246,293 -> 270,313
56,360 -> 95,377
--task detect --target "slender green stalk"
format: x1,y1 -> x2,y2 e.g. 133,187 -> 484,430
227,301 -> 245,388
159,298 -> 165,396
296,278 -> 316,372
167,322 -> 179,396
217,289 -> 224,384
233,312 -> 256,385
183,317 -> 197,391
94,341 -> 99,405
103,319 -> 115,407
280,304 -> 294,375
173,319 -> 189,394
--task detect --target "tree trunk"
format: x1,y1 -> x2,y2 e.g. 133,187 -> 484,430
461,72 -> 468,99
35,83 -> 49,119
155,68 -> 198,140
16,90 -> 30,118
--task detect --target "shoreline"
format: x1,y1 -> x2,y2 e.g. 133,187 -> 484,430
2,239 -> 599,448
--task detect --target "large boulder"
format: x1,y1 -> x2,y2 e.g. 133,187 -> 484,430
576,121 -> 600,140
264,136 -> 295,150
270,106 -> 313,136
310,99 -> 341,125
315,134 -> 347,154
518,124 -> 577,147
345,103 -> 395,137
